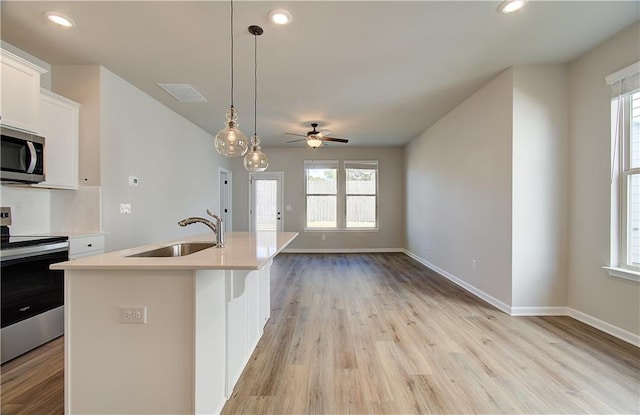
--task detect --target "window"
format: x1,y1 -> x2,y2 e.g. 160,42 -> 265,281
606,62 -> 640,281
305,160 -> 338,228
345,161 -> 378,228
304,160 -> 378,230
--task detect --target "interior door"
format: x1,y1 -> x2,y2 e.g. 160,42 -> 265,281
219,168 -> 232,232
249,172 -> 283,232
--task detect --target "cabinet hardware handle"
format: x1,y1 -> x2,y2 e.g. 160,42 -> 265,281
87,244 -> 93,247
19,306 -> 31,312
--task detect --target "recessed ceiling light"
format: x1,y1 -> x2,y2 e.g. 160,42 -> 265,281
269,9 -> 292,25
45,11 -> 75,28
498,0 -> 526,14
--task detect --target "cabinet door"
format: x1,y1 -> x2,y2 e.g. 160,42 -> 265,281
35,90 -> 79,189
0,49 -> 46,133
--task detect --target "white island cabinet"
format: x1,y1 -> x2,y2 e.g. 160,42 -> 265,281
52,231 -> 297,415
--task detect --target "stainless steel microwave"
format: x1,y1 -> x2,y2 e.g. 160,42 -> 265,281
0,127 -> 45,184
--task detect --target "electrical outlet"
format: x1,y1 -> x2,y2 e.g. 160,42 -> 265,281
321,234 -> 326,241
119,306 -> 147,324
472,259 -> 477,270
120,203 -> 132,214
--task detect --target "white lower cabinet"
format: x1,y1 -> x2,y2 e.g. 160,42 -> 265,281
69,234 -> 104,259
34,89 -> 79,189
226,262 -> 272,398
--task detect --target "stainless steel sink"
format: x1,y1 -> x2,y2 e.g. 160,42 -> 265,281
128,242 -> 216,258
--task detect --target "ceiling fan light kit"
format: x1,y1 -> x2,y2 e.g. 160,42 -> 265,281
285,123 -> 349,148
307,138 -> 323,148
244,25 -> 269,172
215,0 -> 249,157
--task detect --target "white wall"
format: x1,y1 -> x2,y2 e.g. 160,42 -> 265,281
99,68 -> 232,251
230,146 -> 405,251
568,22 -> 640,335
512,65 -> 569,309
52,65 -> 232,251
405,23 -> 639,341
405,69 -> 514,306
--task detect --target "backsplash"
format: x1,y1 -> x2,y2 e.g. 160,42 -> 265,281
50,186 -> 101,233
0,186 -> 51,234
0,185 -> 101,235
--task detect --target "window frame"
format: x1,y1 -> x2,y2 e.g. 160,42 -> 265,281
618,94 -> 640,273
344,160 -> 379,230
303,159 -> 379,231
304,160 -> 339,230
605,62 -> 640,282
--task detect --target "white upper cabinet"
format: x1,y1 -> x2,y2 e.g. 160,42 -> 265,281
35,89 -> 80,189
0,49 -> 47,133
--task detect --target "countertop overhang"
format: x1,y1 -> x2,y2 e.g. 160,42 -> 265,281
51,231 -> 298,271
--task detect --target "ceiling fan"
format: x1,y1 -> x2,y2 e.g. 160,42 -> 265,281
285,123 -> 349,148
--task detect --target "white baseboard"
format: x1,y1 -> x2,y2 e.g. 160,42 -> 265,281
403,249 -> 640,347
567,307 -> 640,347
510,306 -> 570,316
403,250 -> 512,314
283,248 -> 405,254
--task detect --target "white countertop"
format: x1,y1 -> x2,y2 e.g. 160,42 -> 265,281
51,231 -> 298,271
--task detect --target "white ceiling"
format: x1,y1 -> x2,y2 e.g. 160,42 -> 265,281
1,1 -> 638,147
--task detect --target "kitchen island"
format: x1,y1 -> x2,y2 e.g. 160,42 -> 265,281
52,231 -> 297,415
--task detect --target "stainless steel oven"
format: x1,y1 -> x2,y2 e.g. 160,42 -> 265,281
1,235 -> 69,363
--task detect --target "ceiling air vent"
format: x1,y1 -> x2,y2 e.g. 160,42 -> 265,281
157,83 -> 207,103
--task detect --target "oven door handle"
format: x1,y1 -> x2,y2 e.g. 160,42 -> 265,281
0,242 -> 69,261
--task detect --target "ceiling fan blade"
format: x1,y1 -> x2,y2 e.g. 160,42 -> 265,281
285,133 -> 307,137
317,130 -> 331,137
286,138 -> 307,143
322,137 -> 349,143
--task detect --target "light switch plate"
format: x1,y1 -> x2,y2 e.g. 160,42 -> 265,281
120,203 -> 132,214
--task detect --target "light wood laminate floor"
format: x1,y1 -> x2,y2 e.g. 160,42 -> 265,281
222,253 -> 639,414
1,253 -> 639,414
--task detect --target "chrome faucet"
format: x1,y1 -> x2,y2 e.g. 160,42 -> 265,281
206,209 -> 224,247
177,209 -> 224,247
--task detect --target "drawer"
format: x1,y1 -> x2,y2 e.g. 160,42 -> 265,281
69,234 -> 105,258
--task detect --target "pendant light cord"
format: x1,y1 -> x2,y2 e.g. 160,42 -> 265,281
230,0 -> 235,108
254,32 -> 258,136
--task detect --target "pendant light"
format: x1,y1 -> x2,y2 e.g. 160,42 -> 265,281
243,25 -> 269,172
214,0 -> 249,157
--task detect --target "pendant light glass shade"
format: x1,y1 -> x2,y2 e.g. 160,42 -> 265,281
244,135 -> 269,171
215,0 -> 248,157
215,107 -> 249,156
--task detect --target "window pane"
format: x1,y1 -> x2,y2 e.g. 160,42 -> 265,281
631,92 -> 640,169
346,168 -> 376,194
255,180 -> 277,231
629,173 -> 640,266
346,195 -> 376,228
306,196 -> 337,228
307,168 -> 337,194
